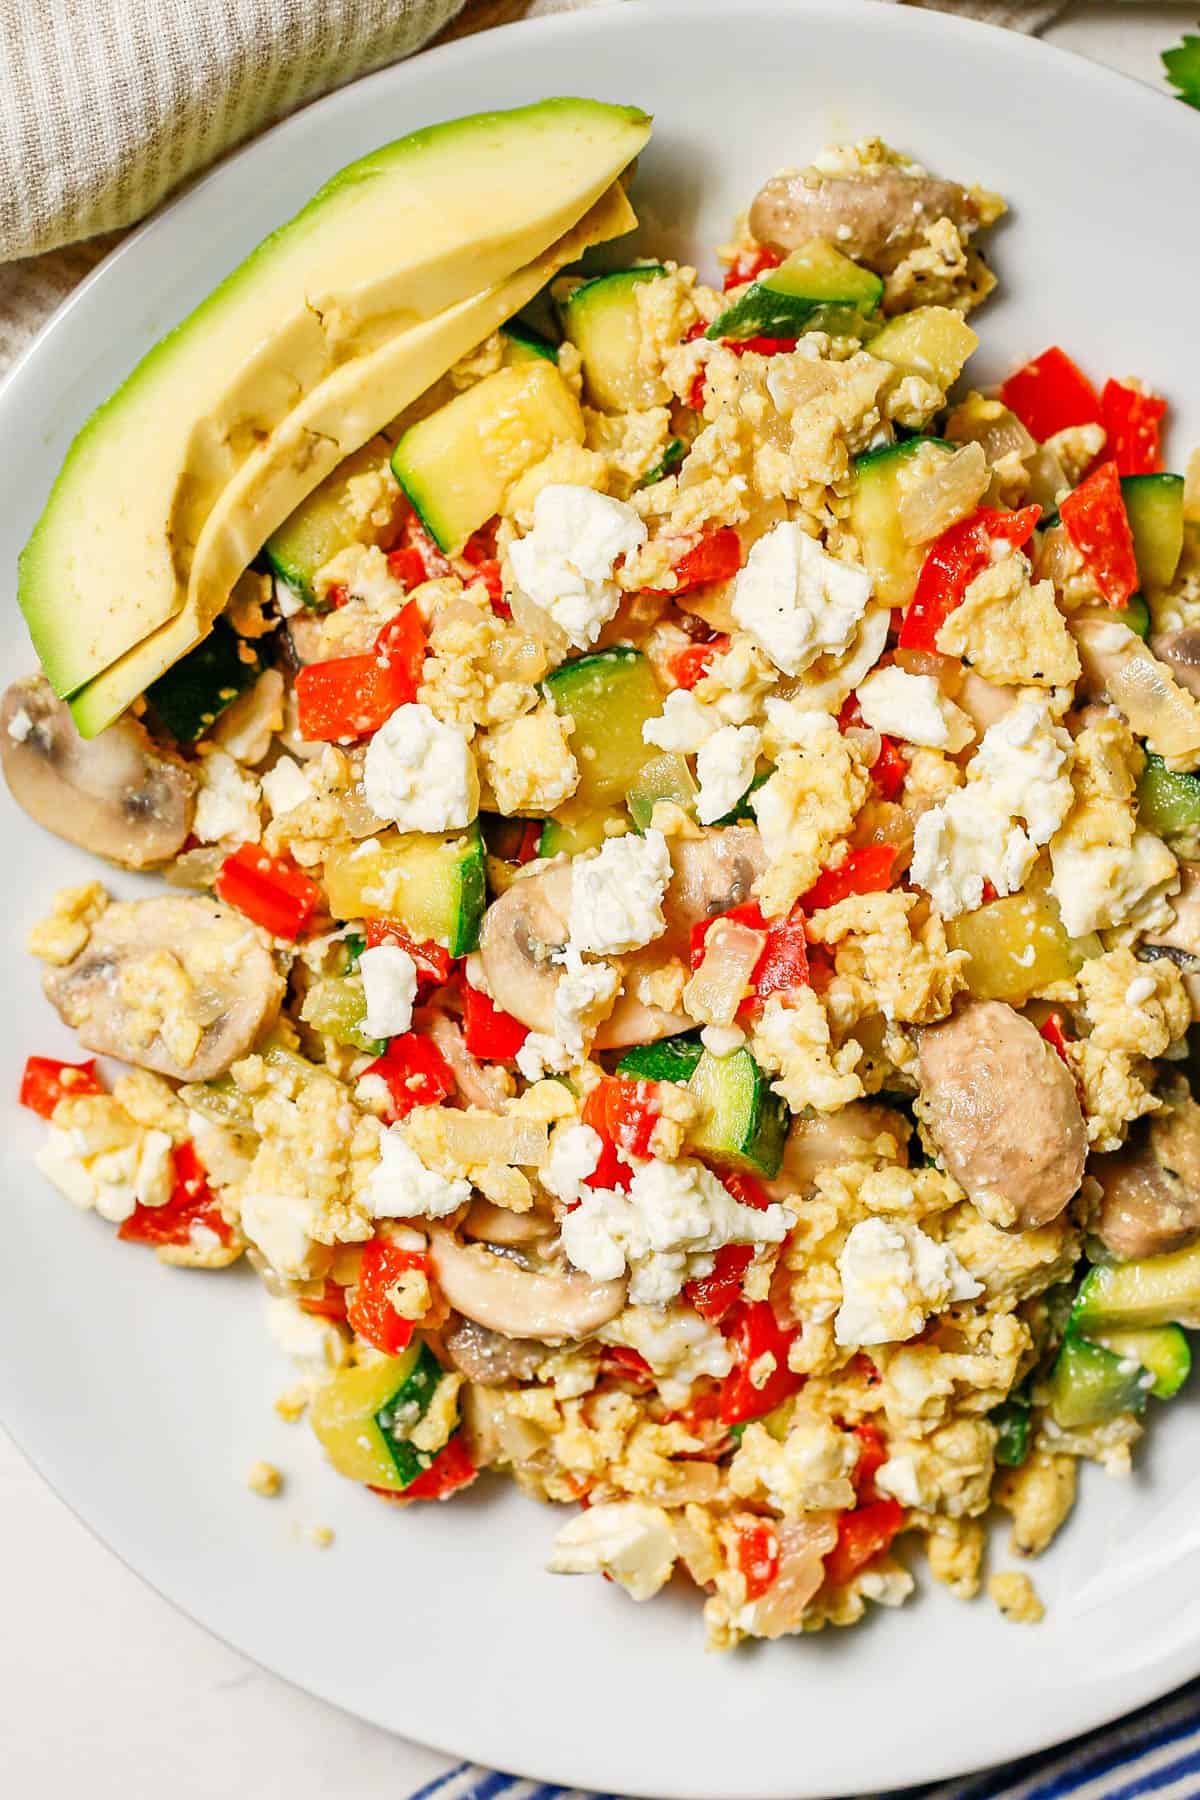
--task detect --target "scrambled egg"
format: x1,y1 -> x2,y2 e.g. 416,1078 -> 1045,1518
936,553 -> 1080,688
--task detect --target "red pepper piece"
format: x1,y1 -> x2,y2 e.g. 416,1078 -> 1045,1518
347,1238 -> 429,1355
1039,1011 -> 1072,1064
396,508 -> 453,581
999,346 -> 1102,442
685,1174 -> 772,1323
725,335 -> 798,357
583,1076 -> 661,1159
1101,379 -> 1166,478
401,1433 -> 477,1501
690,899 -> 810,1008
801,844 -> 897,913
385,547 -> 427,588
514,820 -> 542,864
327,583 -> 350,609
20,1055 -> 104,1118
645,526 -> 743,597
852,1421 -> 888,1503
461,981 -> 529,1061
898,504 -> 1042,653
118,1142 -> 232,1249
668,633 -> 730,691
1060,460 -> 1138,608
215,845 -> 320,940
363,920 -> 453,986
295,600 -> 426,742
823,1497 -> 905,1589
837,696 -> 909,800
723,245 -> 783,291
734,1517 -> 781,1601
361,1032 -> 455,1123
299,1281 -> 348,1322
718,1299 -> 804,1426
602,1346 -> 654,1383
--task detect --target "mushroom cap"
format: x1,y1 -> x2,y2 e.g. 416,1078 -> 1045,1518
428,1229 -> 626,1342
1,675 -> 195,868
1093,1075 -> 1200,1260
748,167 -> 979,268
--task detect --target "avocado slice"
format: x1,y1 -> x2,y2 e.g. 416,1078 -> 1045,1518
22,98 -> 652,702
68,181 -> 637,737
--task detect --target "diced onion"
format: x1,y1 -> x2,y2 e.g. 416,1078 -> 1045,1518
438,1110 -> 548,1168
751,1516 -> 838,1639
683,919 -> 765,1026
899,442 -> 989,544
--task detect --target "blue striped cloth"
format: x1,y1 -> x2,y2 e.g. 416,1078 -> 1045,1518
409,1676 -> 1200,1800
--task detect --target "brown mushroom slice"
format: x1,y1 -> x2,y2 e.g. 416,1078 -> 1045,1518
917,1000 -> 1087,1231
463,1196 -> 557,1248
775,1101 -> 911,1196
427,1229 -> 626,1342
1072,615 -> 1200,769
1093,1078 -> 1200,1260
1143,861 -> 1200,1017
441,1315 -> 548,1385
43,895 -> 284,1080
1150,628 -> 1200,702
1,675 -> 195,868
748,166 -> 984,270
661,826 -> 766,947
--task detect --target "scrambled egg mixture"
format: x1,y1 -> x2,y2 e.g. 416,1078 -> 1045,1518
12,137 -> 1200,1649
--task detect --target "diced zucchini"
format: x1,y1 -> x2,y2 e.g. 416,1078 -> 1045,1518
1125,594 -> 1151,639
544,647 -> 663,808
946,893 -> 1085,1006
1047,1334 -> 1148,1430
310,1343 -> 453,1491
1092,1324 -> 1192,1400
687,1046 -> 787,1177
638,438 -> 686,489
145,616 -> 263,743
864,306 -> 979,391
323,822 -> 485,954
626,750 -> 698,831
991,1396 -> 1032,1467
1138,754 -> 1200,839
391,360 -> 584,552
299,975 -> 383,1055
500,319 -> 558,365
847,437 -> 955,608
716,767 -> 770,826
1122,473 -> 1185,591
537,803 -> 626,859
264,437 -> 395,602
707,240 -> 883,343
617,1031 -> 704,1083
1072,1241 -> 1200,1331
557,266 -> 668,410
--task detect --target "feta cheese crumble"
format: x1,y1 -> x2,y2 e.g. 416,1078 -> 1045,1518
260,755 -> 313,819
547,1501 -> 678,1601
731,520 -> 872,677
561,1155 -> 792,1305
643,688 -> 720,754
696,724 -> 762,826
835,1217 -> 982,1347
508,484 -> 647,649
363,702 -> 478,832
366,1127 -> 470,1220
855,666 -> 973,753
359,943 -> 417,1040
569,828 -> 672,956
540,1121 -> 603,1206
193,750 -> 262,845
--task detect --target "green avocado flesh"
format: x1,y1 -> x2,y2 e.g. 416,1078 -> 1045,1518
22,98 -> 651,716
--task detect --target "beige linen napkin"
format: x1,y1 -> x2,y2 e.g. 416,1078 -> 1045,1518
0,0 -> 1063,376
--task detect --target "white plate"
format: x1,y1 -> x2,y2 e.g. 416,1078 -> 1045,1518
3,3 -> 1200,1794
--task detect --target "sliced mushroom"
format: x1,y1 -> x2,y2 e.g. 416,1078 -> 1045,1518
1150,628 -> 1200,702
774,1101 -> 911,1196
1072,615 -> 1200,770
748,166 -> 986,270
1143,861 -> 1200,1017
954,669 -> 1019,739
425,1010 -> 511,1111
1,675 -> 195,868
917,1000 -> 1087,1231
1093,1076 -> 1200,1260
441,1314 -> 548,1385
43,895 -> 284,1080
462,1195 -> 557,1248
662,826 -> 767,947
427,1229 -> 626,1342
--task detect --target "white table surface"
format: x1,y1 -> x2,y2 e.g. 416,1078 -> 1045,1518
4,6 -> 1194,1796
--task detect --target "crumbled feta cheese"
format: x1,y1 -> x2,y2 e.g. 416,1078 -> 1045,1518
540,1122 -> 603,1206
643,688 -> 720,753
363,702 -> 478,831
359,944 -> 417,1039
875,1451 -> 935,1510
835,1217 -> 982,1347
731,520 -> 872,677
508,484 -> 647,649
8,707 -> 33,742
855,666 -> 973,753
240,1191 -> 326,1279
700,1022 -> 746,1058
514,1031 -> 570,1084
569,828 -> 671,955
547,1501 -> 678,1601
696,724 -> 762,826
530,944 -> 623,1072
561,1155 -> 792,1306
193,750 -> 262,845
366,1127 -> 470,1220
260,755 -> 312,819
134,1129 -> 175,1210
600,1304 -> 734,1408
968,696 -> 1074,843
1050,829 -> 1179,938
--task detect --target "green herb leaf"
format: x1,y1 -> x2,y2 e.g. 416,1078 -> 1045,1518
1163,34 -> 1200,108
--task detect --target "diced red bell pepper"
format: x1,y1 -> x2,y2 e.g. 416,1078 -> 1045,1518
690,900 -> 809,1009
898,504 -> 1042,653
20,1055 -> 104,1118
582,1076 -> 661,1159
460,520 -> 508,614
215,845 -> 321,940
852,1421 -> 888,1503
1101,379 -> 1166,478
800,844 -> 897,913
460,981 -> 529,1061
1039,1010 -> 1072,1064
118,1141 -> 232,1249
837,696 -> 909,801
393,507 -> 453,582
514,820 -> 542,864
646,526 -> 743,598
823,1497 -> 905,1589
734,1517 -> 781,1601
361,1032 -> 455,1123
723,245 -> 783,291
718,1299 -> 804,1426
363,920 -> 454,986
295,600 -> 426,742
327,583 -> 350,609
299,1280 -> 348,1321
1059,459 -> 1138,608
602,1346 -> 655,1383
685,1173 -> 773,1323
402,1433 -> 478,1500
668,633 -> 730,691
725,336 -> 798,358
347,1238 -> 429,1355
687,368 -> 708,413
999,346 -> 1102,443
385,547 -> 427,589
